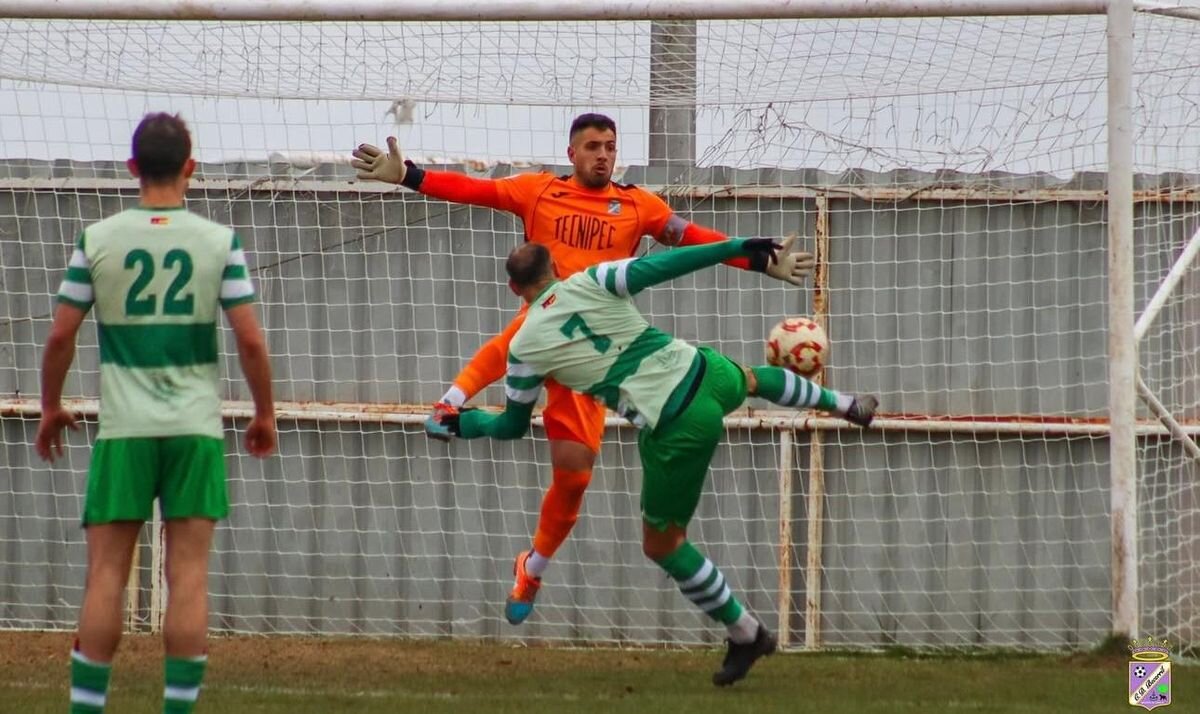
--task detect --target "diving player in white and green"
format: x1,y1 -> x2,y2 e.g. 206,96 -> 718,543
436,238 -> 878,687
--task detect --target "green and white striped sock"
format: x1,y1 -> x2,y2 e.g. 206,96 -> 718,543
70,647 -> 111,714
751,365 -> 853,413
655,541 -> 751,637
163,655 -> 207,714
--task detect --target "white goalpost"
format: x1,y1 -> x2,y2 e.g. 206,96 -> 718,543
0,0 -> 1112,20
1,0 -> 1198,651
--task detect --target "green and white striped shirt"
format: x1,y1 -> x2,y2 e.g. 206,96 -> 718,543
501,262 -> 697,430
456,238 -> 753,441
57,207 -> 255,439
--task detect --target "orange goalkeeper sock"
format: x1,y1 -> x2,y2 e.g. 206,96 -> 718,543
531,467 -> 592,559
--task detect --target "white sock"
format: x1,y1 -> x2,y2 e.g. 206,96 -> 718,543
835,393 -> 855,415
726,611 -> 760,644
525,550 -> 551,578
71,648 -> 110,666
440,385 -> 467,408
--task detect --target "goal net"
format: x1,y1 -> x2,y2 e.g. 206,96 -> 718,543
1,6 -> 1197,651
1134,5 -> 1200,651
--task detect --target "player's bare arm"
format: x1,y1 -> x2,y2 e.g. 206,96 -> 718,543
226,302 -> 277,458
34,302 -> 86,462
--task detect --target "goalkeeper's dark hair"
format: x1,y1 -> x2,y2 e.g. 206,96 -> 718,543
506,243 -> 554,289
569,113 -> 617,140
131,113 -> 192,183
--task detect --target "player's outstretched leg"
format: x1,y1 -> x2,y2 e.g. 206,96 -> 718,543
638,348 -> 778,685
749,365 -> 878,426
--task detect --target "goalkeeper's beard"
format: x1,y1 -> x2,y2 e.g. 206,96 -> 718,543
577,170 -> 609,189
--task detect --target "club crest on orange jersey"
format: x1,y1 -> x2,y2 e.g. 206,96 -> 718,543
607,199 -> 621,215
541,293 -> 557,309
150,216 -> 169,225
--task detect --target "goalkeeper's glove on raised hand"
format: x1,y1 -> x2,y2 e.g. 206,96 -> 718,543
351,136 -> 407,184
741,237 -> 784,270
747,233 -> 814,286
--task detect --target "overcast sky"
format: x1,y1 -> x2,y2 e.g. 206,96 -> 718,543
2,14 -> 1199,176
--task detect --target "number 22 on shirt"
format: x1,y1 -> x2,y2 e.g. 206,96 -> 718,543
124,248 -> 195,317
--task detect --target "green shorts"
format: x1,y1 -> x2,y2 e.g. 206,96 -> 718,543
639,348 -> 748,531
84,436 -> 229,526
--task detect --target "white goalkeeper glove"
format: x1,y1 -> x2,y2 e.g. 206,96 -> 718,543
765,233 -> 815,286
351,136 -> 407,184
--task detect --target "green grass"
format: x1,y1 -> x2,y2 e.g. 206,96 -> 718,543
1,632 -> 1138,713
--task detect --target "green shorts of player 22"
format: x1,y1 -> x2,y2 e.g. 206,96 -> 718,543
639,347 -> 747,531
84,436 -> 228,526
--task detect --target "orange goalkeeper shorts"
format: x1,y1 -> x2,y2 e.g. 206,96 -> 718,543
543,379 -> 606,453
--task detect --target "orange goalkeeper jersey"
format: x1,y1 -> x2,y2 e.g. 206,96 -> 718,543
412,165 -> 751,409
422,171 -> 675,278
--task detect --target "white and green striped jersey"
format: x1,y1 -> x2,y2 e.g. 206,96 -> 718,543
504,260 -> 698,430
56,207 -> 255,439
456,239 -> 753,440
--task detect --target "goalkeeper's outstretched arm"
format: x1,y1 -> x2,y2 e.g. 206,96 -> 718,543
351,136 -> 513,211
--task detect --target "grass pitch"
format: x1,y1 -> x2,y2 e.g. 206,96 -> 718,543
1,631 -> 1136,713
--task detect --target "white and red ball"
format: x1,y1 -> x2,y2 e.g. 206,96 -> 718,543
765,317 -> 828,376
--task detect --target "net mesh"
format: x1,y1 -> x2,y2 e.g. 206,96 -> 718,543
0,11 -> 1197,650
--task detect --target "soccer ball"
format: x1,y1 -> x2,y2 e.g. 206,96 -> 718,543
765,317 -> 828,376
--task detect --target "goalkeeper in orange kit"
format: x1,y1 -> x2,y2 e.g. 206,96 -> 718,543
351,113 -> 814,625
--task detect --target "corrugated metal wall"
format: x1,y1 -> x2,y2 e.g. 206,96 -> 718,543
1,162 -> 1197,649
